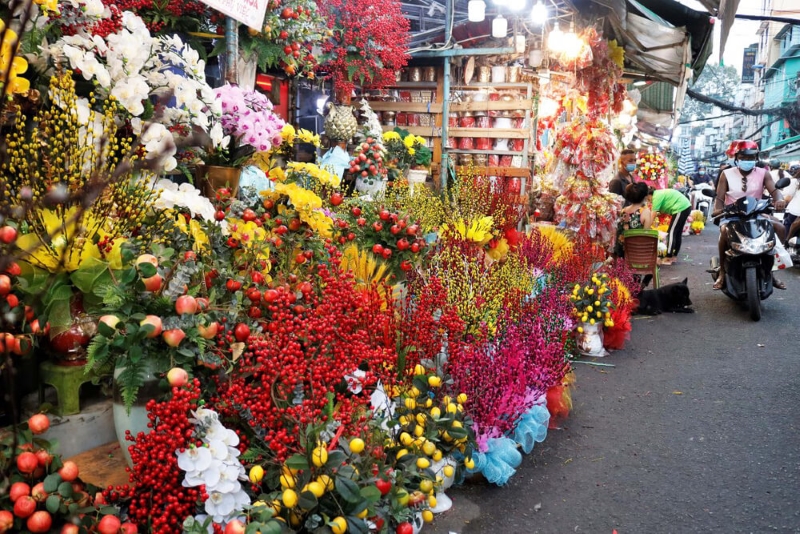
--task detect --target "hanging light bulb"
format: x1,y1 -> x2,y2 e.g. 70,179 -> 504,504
547,22 -> 563,52
468,0 -> 486,22
492,14 -> 508,38
530,1 -> 548,24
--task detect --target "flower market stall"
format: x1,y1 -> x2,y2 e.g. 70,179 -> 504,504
0,0 -> 648,533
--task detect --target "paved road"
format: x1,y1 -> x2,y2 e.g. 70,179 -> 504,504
431,229 -> 800,534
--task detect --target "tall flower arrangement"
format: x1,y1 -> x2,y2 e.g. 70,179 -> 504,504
42,11 -> 220,173
318,0 -> 410,95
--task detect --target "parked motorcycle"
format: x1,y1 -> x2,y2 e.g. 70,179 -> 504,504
706,177 -> 790,321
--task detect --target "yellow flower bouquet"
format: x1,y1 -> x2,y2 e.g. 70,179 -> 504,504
570,272 -> 615,330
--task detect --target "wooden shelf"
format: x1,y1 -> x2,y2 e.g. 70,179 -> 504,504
451,83 -> 530,89
447,149 -> 527,156
448,100 -> 533,112
368,101 -> 442,113
381,125 -> 441,137
455,166 -> 531,177
448,127 -> 528,139
385,81 -> 438,89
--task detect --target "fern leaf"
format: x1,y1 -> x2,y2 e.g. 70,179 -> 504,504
117,359 -> 147,413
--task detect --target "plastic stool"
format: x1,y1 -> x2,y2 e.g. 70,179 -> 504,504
39,361 -> 92,416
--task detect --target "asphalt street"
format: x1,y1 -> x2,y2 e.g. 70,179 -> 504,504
431,228 -> 800,534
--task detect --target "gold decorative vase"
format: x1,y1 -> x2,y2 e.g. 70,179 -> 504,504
197,165 -> 241,199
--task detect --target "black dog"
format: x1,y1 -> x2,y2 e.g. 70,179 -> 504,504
635,278 -> 694,315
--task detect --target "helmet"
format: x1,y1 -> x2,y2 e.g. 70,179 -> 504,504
736,140 -> 759,157
790,164 -> 800,175
725,139 -> 745,158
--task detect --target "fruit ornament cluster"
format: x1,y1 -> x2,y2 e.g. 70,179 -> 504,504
0,225 -> 47,357
1,414 -> 131,533
335,204 -> 427,277
349,138 -> 387,185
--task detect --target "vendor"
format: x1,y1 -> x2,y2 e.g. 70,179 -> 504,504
648,186 -> 691,266
609,149 -> 637,199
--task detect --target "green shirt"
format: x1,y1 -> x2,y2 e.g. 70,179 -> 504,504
652,189 -> 691,215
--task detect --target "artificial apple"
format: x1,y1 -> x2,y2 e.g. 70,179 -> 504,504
175,295 -> 198,315
58,460 -> 79,482
330,192 -> 344,206
224,519 -> 246,534
27,414 -> 49,435
30,483 -> 47,502
140,316 -> 163,338
9,482 -> 30,502
162,329 -> 186,347
0,510 -> 13,533
16,452 -> 38,474
97,515 -> 121,534
167,367 -> 188,387
234,323 -> 250,342
13,496 -> 36,519
0,274 -> 11,296
135,254 -> 158,268
197,321 -> 219,340
142,274 -> 163,292
375,478 -> 391,496
97,315 -> 119,331
0,226 -> 18,244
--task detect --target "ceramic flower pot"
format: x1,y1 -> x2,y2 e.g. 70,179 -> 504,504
576,322 -> 609,358
406,168 -> 429,195
112,359 -> 162,467
406,168 -> 428,184
355,177 -> 387,197
197,165 -> 241,199
429,456 -> 457,513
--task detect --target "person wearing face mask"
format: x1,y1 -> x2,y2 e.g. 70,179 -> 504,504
609,149 -> 637,199
713,139 -> 744,189
712,140 -> 786,290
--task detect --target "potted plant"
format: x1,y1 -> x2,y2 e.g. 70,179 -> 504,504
199,84 -> 286,198
383,129 -> 432,187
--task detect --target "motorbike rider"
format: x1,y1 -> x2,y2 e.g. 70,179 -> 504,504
713,139 -> 744,189
712,140 -> 786,290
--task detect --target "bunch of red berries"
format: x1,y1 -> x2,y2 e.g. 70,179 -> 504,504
212,257 -> 397,460
122,380 -> 206,533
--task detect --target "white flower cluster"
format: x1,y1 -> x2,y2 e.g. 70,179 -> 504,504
177,408 -> 250,528
150,179 -> 217,222
43,11 -> 221,173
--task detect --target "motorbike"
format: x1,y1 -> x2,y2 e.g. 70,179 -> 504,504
787,223 -> 800,265
692,183 -> 713,219
706,177 -> 791,321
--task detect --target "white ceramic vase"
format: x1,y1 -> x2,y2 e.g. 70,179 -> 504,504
429,456 -> 457,513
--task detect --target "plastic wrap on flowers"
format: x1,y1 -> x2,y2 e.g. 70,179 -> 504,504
469,437 -> 523,486
512,400 -> 550,454
552,118 -> 617,178
603,306 -> 632,350
546,372 -> 575,429
554,188 -> 620,247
